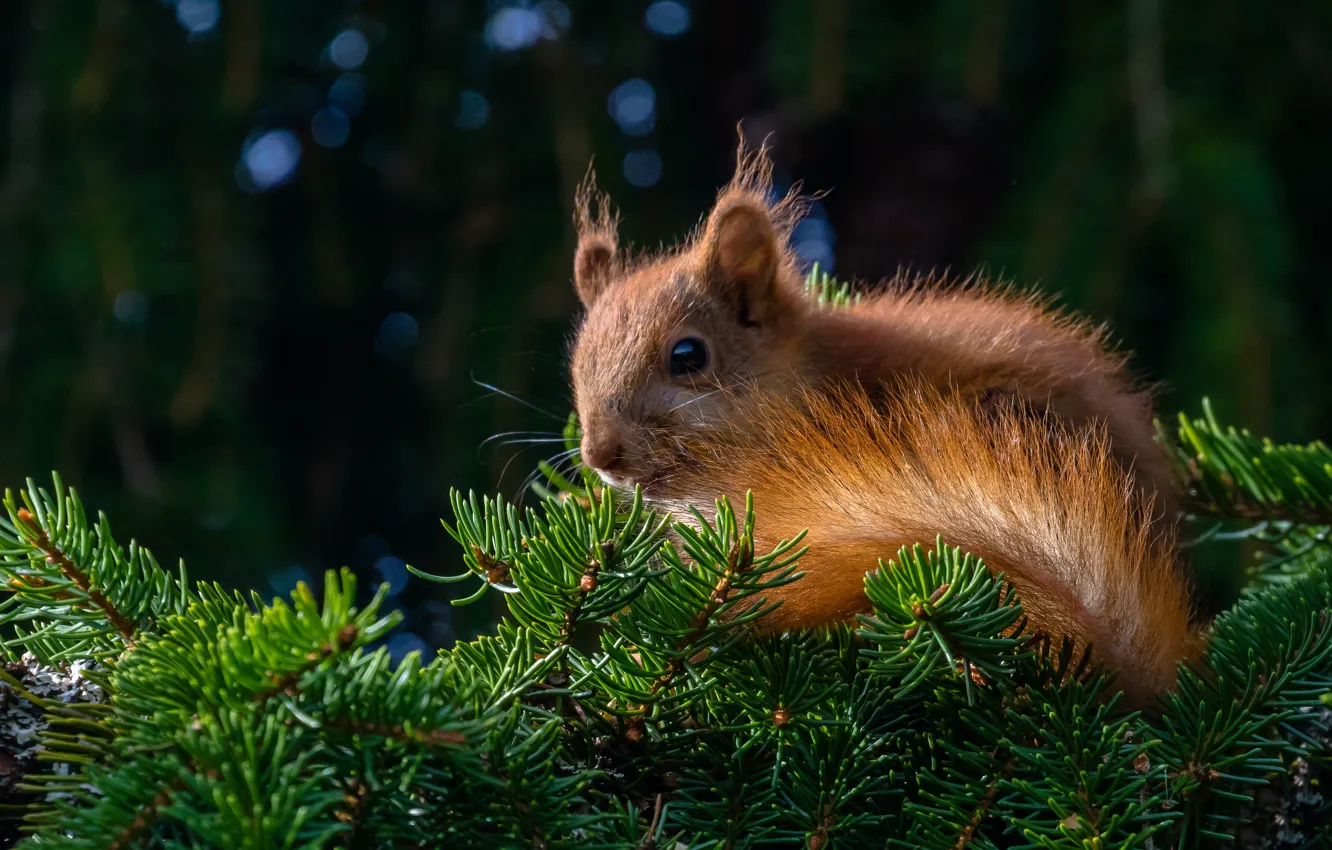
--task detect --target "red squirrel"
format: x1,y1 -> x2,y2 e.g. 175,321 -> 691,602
566,136 -> 1197,701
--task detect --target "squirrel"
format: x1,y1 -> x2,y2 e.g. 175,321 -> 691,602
564,136 -> 1198,702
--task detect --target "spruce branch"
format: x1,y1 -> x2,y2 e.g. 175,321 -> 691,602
251,622 -> 361,704
645,523 -> 750,700
25,754 -> 197,850
858,539 -> 1025,702
953,759 -> 1012,850
422,486 -> 669,652
577,493 -> 805,725
109,569 -> 399,735
0,475 -> 191,664
703,630 -> 848,736
11,509 -> 136,644
669,736 -> 783,846
1003,679 -> 1172,848
1148,561 -> 1332,846
1176,399 -> 1332,527
447,621 -> 572,708
295,648 -> 493,752
0,656 -> 110,843
1173,401 -> 1332,597
2,375 -> 1331,847
104,777 -> 187,850
771,718 -> 900,848
893,688 -> 1013,849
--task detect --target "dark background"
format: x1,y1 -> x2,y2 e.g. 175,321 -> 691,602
0,1 -> 1327,652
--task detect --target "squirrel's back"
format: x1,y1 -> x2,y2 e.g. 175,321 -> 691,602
804,276 -> 1178,516
653,377 -> 1198,703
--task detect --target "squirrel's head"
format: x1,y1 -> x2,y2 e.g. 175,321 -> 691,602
568,138 -> 811,492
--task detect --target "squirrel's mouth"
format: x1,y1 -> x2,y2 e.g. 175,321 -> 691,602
593,466 -> 669,498
594,469 -> 630,489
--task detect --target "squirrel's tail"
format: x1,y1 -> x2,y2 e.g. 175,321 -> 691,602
653,378 -> 1198,702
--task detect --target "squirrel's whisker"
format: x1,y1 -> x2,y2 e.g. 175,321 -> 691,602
478,430 -> 561,449
477,431 -> 564,459
496,438 -> 569,448
514,448 -> 588,507
469,373 -> 565,422
668,388 -> 722,413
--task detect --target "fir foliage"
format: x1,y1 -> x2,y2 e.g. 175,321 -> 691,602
0,358 -> 1330,846
1175,399 -> 1332,595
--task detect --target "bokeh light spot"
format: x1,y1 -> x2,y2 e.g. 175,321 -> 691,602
328,73 -> 366,117
241,130 -> 302,190
645,1 -> 690,37
268,564 -> 312,596
537,0 -> 571,37
424,601 -> 455,647
329,28 -> 370,70
608,78 -> 656,136
175,0 -> 220,34
374,555 -> 410,597
623,149 -> 663,188
375,312 -> 420,357
199,510 -> 232,531
792,217 -> 836,273
312,107 -> 351,148
113,290 -> 148,325
456,90 -> 490,131
385,631 -> 430,663
357,533 -> 392,561
485,7 -> 542,51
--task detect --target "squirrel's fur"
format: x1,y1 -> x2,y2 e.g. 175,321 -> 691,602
570,135 -> 1178,515
566,130 -> 1197,702
652,378 -> 1198,705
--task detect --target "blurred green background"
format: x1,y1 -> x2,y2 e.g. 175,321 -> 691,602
0,1 -> 1327,652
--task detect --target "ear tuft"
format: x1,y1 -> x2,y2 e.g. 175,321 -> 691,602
572,165 -> 620,307
695,128 -> 805,324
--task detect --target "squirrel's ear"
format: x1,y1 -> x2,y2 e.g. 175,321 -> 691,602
573,235 -> 617,307
702,200 -> 779,320
572,166 -> 619,307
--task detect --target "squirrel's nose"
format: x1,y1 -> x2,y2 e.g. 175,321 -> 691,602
581,436 -> 624,473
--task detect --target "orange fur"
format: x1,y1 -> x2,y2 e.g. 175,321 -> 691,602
566,132 -> 1198,704
653,379 -> 1199,705
569,133 -> 1177,515
803,276 -> 1177,516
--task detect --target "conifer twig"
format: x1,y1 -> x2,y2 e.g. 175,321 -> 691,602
15,507 -> 138,643
952,754 -> 1014,850
647,538 -> 748,699
252,623 -> 360,703
562,539 -> 613,643
106,778 -> 188,850
323,718 -> 467,747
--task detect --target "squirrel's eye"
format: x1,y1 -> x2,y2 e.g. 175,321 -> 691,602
668,337 -> 709,378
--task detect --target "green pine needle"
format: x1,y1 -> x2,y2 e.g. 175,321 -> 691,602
1,341 -> 1330,847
